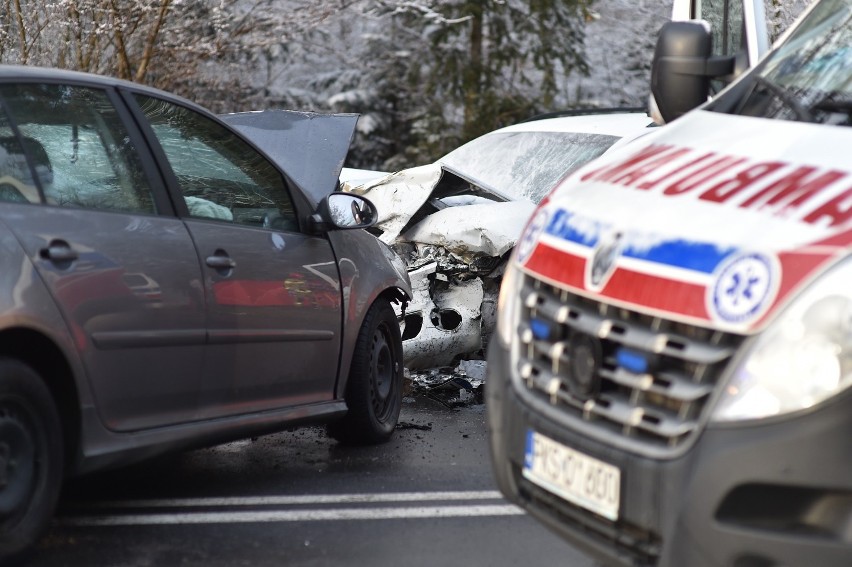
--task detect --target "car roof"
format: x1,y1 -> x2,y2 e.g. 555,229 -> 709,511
493,111 -> 658,139
0,64 -> 128,85
0,64 -> 206,112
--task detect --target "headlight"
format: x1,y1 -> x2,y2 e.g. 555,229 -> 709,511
712,256 -> 852,422
496,257 -> 524,346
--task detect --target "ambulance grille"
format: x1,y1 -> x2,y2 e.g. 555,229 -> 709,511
516,276 -> 745,455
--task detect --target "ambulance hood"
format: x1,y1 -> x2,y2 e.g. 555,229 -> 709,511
519,110 -> 852,334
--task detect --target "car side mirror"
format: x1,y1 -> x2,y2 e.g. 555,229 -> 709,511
650,21 -> 735,123
310,193 -> 378,232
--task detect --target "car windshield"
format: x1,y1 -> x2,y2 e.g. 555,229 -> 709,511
440,130 -> 621,203
731,0 -> 852,125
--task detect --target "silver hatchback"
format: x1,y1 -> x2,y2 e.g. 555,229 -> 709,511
0,65 -> 410,563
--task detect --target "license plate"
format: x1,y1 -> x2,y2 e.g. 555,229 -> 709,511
523,430 -> 620,521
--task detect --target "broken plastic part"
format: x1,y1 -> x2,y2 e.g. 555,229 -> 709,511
430,308 -> 462,331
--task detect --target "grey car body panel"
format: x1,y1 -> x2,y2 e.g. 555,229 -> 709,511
75,399 -> 348,474
185,219 -> 343,420
327,229 -> 411,397
220,110 -> 359,207
1,205 -> 208,432
0,210 -> 90,394
0,64 -> 410,477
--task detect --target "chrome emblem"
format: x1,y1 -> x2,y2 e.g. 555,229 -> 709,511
587,231 -> 622,291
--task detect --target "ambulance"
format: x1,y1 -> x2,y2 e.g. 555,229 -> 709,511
486,1 -> 851,565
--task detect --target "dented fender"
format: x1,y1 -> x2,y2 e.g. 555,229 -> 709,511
327,229 -> 411,397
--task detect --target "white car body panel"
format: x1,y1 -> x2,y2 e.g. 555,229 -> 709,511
349,112 -> 655,369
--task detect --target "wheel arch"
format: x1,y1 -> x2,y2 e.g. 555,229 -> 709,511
327,229 -> 411,400
327,294 -> 404,444
0,328 -> 81,475
335,286 -> 408,399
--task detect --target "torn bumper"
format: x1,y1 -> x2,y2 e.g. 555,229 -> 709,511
397,261 -> 489,369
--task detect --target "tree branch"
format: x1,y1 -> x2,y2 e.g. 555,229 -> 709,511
12,0 -> 28,63
108,0 -> 132,80
135,0 -> 172,83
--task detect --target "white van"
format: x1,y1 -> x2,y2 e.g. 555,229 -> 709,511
486,1 -> 851,566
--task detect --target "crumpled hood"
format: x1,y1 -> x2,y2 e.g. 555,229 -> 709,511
221,110 -> 359,206
349,162 -> 530,259
348,164 -> 443,243
403,200 -> 536,259
517,110 -> 852,334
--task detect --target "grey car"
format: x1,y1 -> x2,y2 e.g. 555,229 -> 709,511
0,65 -> 410,563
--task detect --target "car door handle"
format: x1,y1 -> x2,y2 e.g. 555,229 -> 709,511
205,251 -> 236,270
39,240 -> 78,263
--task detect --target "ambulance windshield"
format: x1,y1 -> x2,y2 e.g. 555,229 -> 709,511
732,0 -> 852,126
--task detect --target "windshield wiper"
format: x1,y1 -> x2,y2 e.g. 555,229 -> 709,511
750,76 -> 815,123
808,93 -> 852,125
811,97 -> 852,113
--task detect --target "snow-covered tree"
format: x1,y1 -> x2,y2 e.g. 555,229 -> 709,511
360,0 -> 596,163
1,0 -> 810,170
0,0 -> 232,97
0,0 -> 344,107
765,0 -> 810,40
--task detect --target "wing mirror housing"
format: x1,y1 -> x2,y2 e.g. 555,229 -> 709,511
309,193 -> 378,233
650,21 -> 735,123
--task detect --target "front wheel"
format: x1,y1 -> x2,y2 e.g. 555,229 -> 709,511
328,299 -> 403,445
0,360 -> 64,565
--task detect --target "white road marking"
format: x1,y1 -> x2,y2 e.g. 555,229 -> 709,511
76,490 -> 505,509
58,504 -> 524,527
56,491 -> 524,527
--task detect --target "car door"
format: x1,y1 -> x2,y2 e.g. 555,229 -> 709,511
0,82 -> 206,431
130,93 -> 343,418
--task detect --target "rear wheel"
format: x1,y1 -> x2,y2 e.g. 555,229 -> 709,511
328,299 -> 403,445
0,360 -> 63,564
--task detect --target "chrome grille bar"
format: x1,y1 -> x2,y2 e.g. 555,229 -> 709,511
517,277 -> 745,454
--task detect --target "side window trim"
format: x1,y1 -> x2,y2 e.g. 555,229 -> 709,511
0,89 -> 47,204
117,87 -> 190,218
104,86 -> 174,217
743,0 -> 770,65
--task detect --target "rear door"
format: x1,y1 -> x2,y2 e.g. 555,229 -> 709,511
130,94 -> 343,418
0,82 -> 206,431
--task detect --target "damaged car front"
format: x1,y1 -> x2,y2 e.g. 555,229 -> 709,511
346,111 -> 656,372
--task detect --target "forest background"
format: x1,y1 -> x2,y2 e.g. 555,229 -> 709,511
0,0 -> 808,170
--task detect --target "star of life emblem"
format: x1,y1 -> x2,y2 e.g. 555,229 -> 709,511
709,252 -> 777,324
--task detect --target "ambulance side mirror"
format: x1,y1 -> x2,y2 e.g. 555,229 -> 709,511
650,21 -> 735,123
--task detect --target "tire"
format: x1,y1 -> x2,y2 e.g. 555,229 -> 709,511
328,299 -> 403,445
0,360 -> 64,565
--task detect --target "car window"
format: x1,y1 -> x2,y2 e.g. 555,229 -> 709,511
716,0 -> 851,125
698,0 -> 744,58
135,95 -> 297,230
441,131 -> 620,204
0,84 -> 156,213
0,106 -> 40,204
